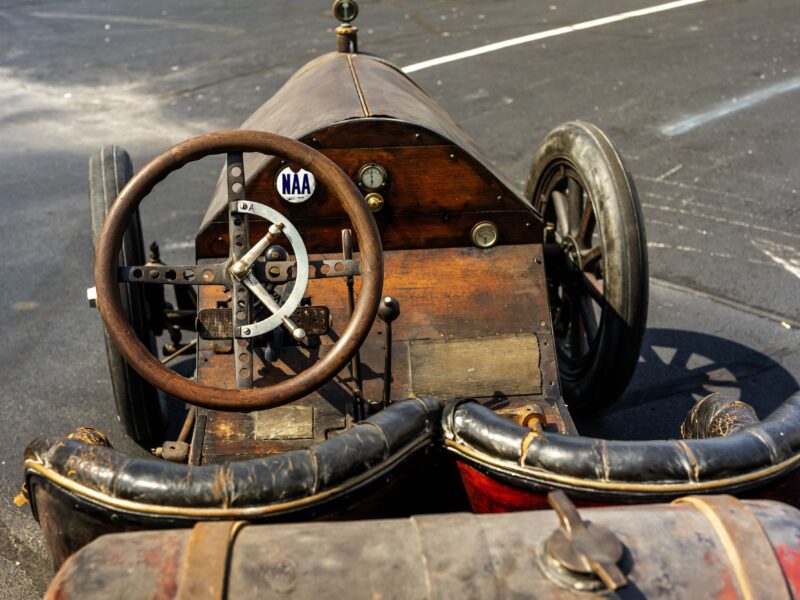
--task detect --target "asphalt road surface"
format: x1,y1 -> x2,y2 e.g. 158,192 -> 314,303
1,0 -> 798,596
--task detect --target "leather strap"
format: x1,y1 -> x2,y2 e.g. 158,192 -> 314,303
176,521 -> 247,600
674,495 -> 791,600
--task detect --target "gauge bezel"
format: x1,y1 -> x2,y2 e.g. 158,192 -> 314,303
470,221 -> 499,249
357,162 -> 388,191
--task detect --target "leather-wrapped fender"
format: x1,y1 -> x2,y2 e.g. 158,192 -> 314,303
25,397 -> 442,568
25,397 -> 441,516
443,393 -> 800,501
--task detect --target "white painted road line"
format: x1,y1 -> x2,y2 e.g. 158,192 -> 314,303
660,74 -> 800,136
402,0 -> 707,74
752,239 -> 800,283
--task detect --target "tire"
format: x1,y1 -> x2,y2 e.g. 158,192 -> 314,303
526,122 -> 648,413
89,145 -> 164,444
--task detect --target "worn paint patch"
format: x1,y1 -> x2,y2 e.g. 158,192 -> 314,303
777,545 -> 800,599
254,406 -> 314,440
716,566 -> 739,600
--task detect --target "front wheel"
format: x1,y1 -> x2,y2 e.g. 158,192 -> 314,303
526,122 -> 648,413
89,145 -> 164,444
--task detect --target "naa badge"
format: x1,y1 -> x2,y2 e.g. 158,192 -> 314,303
276,164 -> 316,203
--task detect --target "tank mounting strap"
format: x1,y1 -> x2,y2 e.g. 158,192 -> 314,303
674,495 -> 791,600
176,521 -> 248,600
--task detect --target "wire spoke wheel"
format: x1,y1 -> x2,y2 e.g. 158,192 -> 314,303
527,122 -> 648,413
541,165 -> 605,372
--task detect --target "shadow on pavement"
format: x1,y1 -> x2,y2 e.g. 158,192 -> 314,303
575,327 -> 799,440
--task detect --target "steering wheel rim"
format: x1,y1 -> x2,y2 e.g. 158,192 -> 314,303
95,130 -> 383,411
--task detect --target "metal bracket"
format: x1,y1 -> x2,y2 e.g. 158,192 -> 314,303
119,263 -> 229,285
263,258 -> 360,283
227,152 -> 254,389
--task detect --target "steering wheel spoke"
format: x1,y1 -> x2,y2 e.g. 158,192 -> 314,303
226,152 -> 255,389
242,274 -> 306,341
263,257 -> 361,284
230,222 -> 285,280
119,263 -> 229,285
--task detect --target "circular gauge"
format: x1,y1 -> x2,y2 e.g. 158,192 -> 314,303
470,221 -> 499,249
357,163 -> 388,191
332,0 -> 359,23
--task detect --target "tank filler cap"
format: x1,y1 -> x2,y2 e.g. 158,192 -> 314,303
541,491 -> 629,593
332,1 -> 359,53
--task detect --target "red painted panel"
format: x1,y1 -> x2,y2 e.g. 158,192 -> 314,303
457,462 -> 551,513
777,545 -> 800,599
457,461 -> 609,513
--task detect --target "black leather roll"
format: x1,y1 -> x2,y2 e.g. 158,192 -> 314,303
444,392 -> 800,493
25,397 -> 442,511
446,398 -> 528,462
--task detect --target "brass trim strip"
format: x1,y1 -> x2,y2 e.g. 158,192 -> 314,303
445,438 -> 800,493
519,430 -> 540,467
674,496 -> 791,600
347,54 -> 371,117
25,436 -> 429,518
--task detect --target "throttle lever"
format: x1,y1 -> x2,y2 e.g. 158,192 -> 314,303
342,229 -> 365,420
377,296 -> 400,409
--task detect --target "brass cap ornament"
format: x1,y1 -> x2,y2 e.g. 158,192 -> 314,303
365,192 -> 384,213
332,1 -> 359,53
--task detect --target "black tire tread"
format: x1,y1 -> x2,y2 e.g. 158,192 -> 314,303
88,145 -> 164,444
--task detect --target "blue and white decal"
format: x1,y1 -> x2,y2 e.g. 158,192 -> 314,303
276,165 -> 316,203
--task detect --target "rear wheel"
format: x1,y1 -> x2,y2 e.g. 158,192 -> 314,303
89,145 -> 164,444
526,122 -> 648,413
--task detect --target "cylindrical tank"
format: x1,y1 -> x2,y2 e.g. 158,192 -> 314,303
47,496 -> 800,599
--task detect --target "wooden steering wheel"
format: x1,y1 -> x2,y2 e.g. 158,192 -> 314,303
94,130 -> 383,411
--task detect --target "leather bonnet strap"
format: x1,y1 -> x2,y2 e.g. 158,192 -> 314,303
176,521 -> 247,600
674,495 -> 791,600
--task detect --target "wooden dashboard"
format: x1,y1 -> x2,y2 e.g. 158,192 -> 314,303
187,52 -> 571,465
194,245 -> 568,464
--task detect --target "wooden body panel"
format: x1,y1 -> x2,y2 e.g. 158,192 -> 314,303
196,245 -> 569,463
253,145 -> 514,219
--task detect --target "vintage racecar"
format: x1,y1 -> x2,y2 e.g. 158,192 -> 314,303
21,2 -> 800,596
